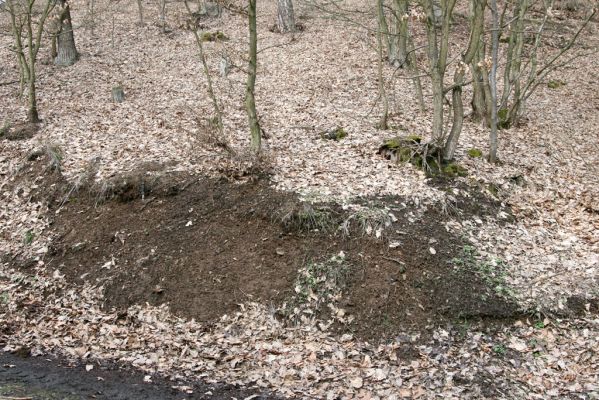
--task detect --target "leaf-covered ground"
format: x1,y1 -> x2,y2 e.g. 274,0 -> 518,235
1,0 -> 598,398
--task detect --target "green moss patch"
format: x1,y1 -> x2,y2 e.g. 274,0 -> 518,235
321,127 -> 347,141
547,79 -> 566,89
443,163 -> 468,177
200,31 -> 229,42
467,148 -> 483,158
378,136 -> 467,178
497,108 -> 512,130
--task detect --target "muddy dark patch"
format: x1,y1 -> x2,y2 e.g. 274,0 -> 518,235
8,155 -> 520,342
0,352 -> 283,400
0,122 -> 39,141
567,295 -> 599,316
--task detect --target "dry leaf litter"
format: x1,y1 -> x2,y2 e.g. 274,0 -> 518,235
1,0 -> 598,398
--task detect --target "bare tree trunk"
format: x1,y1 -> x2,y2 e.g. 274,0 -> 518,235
159,0 -> 167,32
27,74 -> 39,123
276,0 -> 296,33
422,0 -> 455,144
136,0 -> 144,24
389,0 -> 408,66
54,0 -> 79,66
443,0 -> 485,160
489,0 -> 499,162
183,0 -> 231,152
26,9 -> 39,122
500,0 -> 527,112
470,43 -> 487,122
376,0 -> 388,129
8,0 -> 54,122
407,34 -> 425,111
430,71 -> 444,144
88,0 -> 95,35
377,0 -> 391,57
246,0 -> 261,153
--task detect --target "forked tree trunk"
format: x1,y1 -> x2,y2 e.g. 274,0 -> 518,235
7,0 -> 52,122
276,0 -> 296,33
246,0 -> 261,153
54,0 -> 78,66
422,0 -> 455,145
443,0 -> 485,160
500,0 -> 527,111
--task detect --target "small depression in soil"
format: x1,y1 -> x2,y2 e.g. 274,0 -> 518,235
22,156 -> 520,342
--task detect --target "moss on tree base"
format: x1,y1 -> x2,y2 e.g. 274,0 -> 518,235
378,135 -> 468,178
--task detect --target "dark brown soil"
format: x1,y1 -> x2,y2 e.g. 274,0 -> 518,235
0,351 -> 284,399
566,295 -> 599,316
0,122 -> 39,141
12,154 -> 525,343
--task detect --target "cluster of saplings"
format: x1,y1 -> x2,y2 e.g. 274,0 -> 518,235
2,0 -> 595,163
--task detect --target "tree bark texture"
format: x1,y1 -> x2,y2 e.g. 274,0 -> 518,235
276,0 -> 295,33
8,0 -> 53,121
443,0 -> 485,160
376,0 -> 388,129
54,0 -> 79,66
246,0 -> 261,153
489,0 -> 499,162
422,0 -> 456,144
389,0 -> 408,67
136,0 -> 144,24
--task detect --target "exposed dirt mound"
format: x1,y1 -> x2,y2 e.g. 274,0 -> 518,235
48,177 -> 332,322
9,155 -> 526,342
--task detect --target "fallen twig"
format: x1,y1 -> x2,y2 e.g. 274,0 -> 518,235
382,256 -> 405,265
0,396 -> 34,400
0,80 -> 20,87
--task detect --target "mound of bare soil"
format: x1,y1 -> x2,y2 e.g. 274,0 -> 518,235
13,155 -> 522,342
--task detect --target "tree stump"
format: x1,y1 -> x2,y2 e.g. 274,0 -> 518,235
201,1 -> 221,17
219,53 -> 232,77
112,86 -> 125,103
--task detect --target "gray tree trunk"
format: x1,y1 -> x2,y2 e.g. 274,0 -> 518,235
422,0 -> 455,144
276,0 -> 295,32
376,0 -> 388,129
7,0 -> 53,122
471,43 -> 487,122
136,0 -> 144,24
489,0 -> 499,162
390,0 -> 408,67
159,0 -> 167,32
430,71 -> 444,144
54,0 -> 79,66
443,0 -> 485,160
246,0 -> 261,153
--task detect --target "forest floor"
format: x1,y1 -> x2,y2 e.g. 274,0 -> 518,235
1,0 -> 598,398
